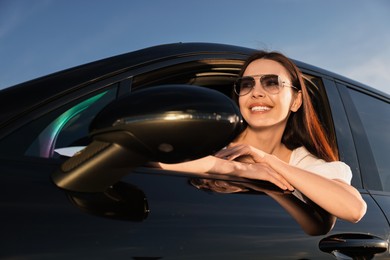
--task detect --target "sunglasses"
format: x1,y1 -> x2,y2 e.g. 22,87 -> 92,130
234,74 -> 298,96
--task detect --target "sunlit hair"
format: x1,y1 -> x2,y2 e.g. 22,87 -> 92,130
234,51 -> 338,162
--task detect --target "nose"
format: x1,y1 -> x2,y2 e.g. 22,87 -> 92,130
251,81 -> 266,97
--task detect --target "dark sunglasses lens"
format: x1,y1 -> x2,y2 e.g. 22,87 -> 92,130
238,77 -> 254,95
261,75 -> 280,94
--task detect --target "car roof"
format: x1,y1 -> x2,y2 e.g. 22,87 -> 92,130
0,43 -> 254,125
1,42 -> 388,126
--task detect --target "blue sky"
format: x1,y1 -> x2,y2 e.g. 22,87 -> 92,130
1,0 -> 389,94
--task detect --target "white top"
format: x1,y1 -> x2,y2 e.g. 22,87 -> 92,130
289,146 -> 352,184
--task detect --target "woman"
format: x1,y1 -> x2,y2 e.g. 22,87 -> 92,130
156,51 -> 367,223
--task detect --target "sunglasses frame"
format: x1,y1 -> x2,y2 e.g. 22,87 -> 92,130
234,74 -> 298,96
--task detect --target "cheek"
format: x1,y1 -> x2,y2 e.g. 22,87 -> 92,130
281,93 -> 295,110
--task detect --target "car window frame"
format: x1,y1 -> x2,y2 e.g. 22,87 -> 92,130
0,84 -> 120,159
299,68 -> 364,190
323,78 -> 364,189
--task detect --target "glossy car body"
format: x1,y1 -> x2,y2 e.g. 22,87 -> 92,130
0,43 -> 389,259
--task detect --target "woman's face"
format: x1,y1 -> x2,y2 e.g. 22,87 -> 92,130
238,59 -> 302,130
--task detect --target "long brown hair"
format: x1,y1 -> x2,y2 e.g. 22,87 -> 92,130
235,51 -> 338,162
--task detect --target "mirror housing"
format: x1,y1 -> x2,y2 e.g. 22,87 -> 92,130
53,85 -> 243,192
90,84 -> 243,162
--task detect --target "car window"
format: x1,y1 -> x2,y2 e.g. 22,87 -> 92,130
131,59 -> 243,98
133,69 -> 338,175
302,74 -> 336,141
348,89 -> 390,192
132,62 -> 336,147
25,88 -> 117,158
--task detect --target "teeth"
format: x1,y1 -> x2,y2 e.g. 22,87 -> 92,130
251,106 -> 271,112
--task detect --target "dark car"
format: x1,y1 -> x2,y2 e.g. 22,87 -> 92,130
0,43 -> 389,259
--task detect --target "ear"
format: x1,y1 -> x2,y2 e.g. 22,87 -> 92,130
291,91 -> 302,112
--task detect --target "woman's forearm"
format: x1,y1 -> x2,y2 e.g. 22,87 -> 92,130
157,156 -> 215,173
265,154 -> 367,223
157,156 -> 238,174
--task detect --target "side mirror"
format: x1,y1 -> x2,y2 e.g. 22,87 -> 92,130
52,85 -> 243,192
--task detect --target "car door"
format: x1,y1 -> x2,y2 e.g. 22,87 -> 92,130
0,43 -> 388,259
334,81 -> 390,256
312,76 -> 390,259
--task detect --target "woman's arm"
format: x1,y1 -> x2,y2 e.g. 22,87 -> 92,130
266,154 -> 366,223
155,156 -> 294,191
155,156 -> 217,173
215,144 -> 367,223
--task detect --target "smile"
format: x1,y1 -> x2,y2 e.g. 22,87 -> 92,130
251,106 -> 271,112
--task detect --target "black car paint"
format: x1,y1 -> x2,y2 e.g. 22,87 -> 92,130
1,158 -> 388,259
0,43 -> 389,259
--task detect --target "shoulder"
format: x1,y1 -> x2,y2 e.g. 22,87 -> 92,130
289,146 -> 321,166
290,147 -> 352,184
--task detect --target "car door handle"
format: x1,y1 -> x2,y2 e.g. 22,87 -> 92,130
319,233 -> 388,259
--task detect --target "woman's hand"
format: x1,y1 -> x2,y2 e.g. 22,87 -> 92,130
214,144 -> 294,191
215,143 -> 267,163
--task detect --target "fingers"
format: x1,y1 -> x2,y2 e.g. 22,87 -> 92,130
214,144 -> 294,191
268,171 -> 295,191
233,162 -> 294,191
269,174 -> 294,191
215,144 -> 246,159
215,144 -> 265,162
251,164 -> 294,191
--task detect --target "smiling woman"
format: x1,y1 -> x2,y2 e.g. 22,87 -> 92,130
156,50 -> 367,223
